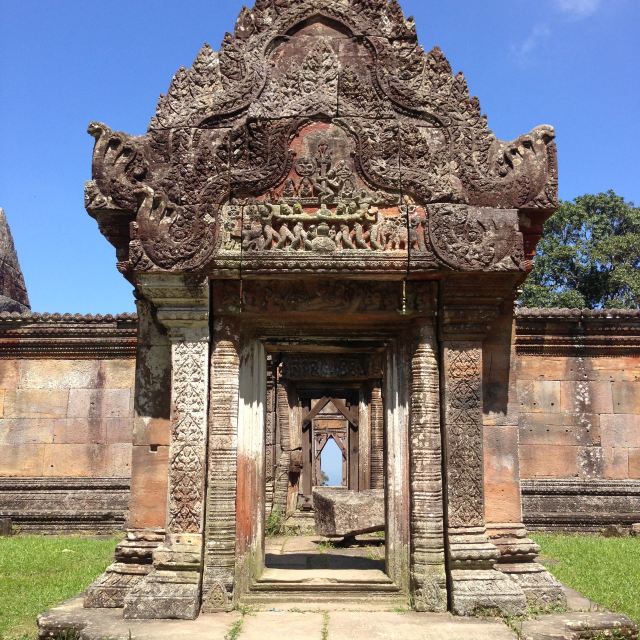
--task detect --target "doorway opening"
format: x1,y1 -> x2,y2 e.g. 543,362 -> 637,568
259,353 -> 393,593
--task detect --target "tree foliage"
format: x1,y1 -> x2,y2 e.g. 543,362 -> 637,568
520,191 -> 640,309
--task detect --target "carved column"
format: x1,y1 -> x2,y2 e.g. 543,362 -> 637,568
409,321 -> 448,611
441,290 -> 527,616
201,316 -> 241,613
370,383 -> 384,491
124,275 -> 210,620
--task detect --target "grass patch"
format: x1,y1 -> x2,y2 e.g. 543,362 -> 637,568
321,611 -> 329,640
265,508 -> 287,538
0,535 -> 119,639
533,533 -> 640,624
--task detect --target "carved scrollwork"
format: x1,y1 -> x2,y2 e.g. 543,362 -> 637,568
427,204 -> 525,271
86,0 -> 556,275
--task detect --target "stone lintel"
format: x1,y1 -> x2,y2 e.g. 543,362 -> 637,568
136,273 -> 209,330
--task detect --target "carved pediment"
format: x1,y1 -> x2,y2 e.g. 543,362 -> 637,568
86,0 -> 557,277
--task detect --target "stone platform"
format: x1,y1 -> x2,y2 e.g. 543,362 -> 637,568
39,598 -> 519,640
39,592 -> 639,640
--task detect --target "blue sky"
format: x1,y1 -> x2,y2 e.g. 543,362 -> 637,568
1,0 -> 638,314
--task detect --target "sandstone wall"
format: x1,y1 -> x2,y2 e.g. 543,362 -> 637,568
0,313 -> 137,532
516,309 -> 640,530
1,310 -> 639,533
0,358 -> 134,478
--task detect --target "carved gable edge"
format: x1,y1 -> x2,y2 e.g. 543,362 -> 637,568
85,0 -> 557,277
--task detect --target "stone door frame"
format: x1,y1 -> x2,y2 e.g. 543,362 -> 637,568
227,334 -> 415,601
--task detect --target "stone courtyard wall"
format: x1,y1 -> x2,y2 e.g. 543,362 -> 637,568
516,309 -> 640,530
0,313 -> 136,532
1,309 -> 638,533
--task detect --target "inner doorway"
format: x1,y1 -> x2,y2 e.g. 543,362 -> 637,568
261,354 -> 390,588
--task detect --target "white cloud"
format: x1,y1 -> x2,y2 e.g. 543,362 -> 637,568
554,0 -> 602,18
512,24 -> 551,62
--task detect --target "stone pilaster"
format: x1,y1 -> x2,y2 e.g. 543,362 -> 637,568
484,313 -> 566,608
201,316 -> 240,613
441,290 -> 527,616
123,274 -> 210,620
370,383 -> 385,491
409,322 -> 447,612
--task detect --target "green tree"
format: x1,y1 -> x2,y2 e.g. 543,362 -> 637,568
520,191 -> 640,309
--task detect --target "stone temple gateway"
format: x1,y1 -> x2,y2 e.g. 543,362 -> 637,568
82,0 -> 563,621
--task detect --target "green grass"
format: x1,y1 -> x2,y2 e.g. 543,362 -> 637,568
0,535 -> 119,640
533,533 -> 640,624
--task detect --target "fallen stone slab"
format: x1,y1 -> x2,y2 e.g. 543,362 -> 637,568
313,488 -> 384,540
519,612 -> 638,640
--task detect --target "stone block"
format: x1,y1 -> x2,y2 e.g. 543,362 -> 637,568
578,446 -> 604,479
517,357 -> 571,381
484,425 -> 521,523
100,360 -> 136,389
313,488 -> 384,538
42,443 -> 106,477
612,382 -> 640,414
105,418 -> 133,444
0,444 -> 45,476
519,444 -> 580,478
3,389 -> 69,419
603,448 -> 629,480
586,357 -> 640,382
517,381 -> 560,414
629,449 -> 640,479
560,381 -> 613,414
68,388 -> 132,420
106,443 -> 133,477
0,419 -> 54,445
0,360 -> 19,390
19,360 -> 99,390
520,611 -> 637,640
67,389 -> 97,418
102,389 -> 133,418
133,417 -> 171,447
53,418 -> 105,444
484,425 -> 519,482
0,389 -> 4,417
129,445 -> 169,529
519,413 -> 600,447
601,414 -> 640,449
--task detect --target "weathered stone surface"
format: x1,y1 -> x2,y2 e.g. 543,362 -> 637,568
519,612 -> 638,640
631,523 -> 640,537
0,208 -> 30,313
86,0 -> 555,278
313,488 -> 384,539
0,477 -> 129,533
522,479 -> 640,531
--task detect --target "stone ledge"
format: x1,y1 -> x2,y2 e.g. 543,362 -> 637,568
519,612 -> 638,640
0,476 -> 130,534
522,479 -> 640,532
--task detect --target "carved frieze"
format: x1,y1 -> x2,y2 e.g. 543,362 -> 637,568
86,0 -> 556,277
281,354 -> 382,380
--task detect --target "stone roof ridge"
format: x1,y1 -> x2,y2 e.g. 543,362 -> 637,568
517,308 -> 640,320
0,311 -> 138,324
0,207 -> 31,313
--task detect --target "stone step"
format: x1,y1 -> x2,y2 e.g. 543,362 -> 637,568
252,580 -> 399,593
258,568 -> 393,585
242,588 -> 408,610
